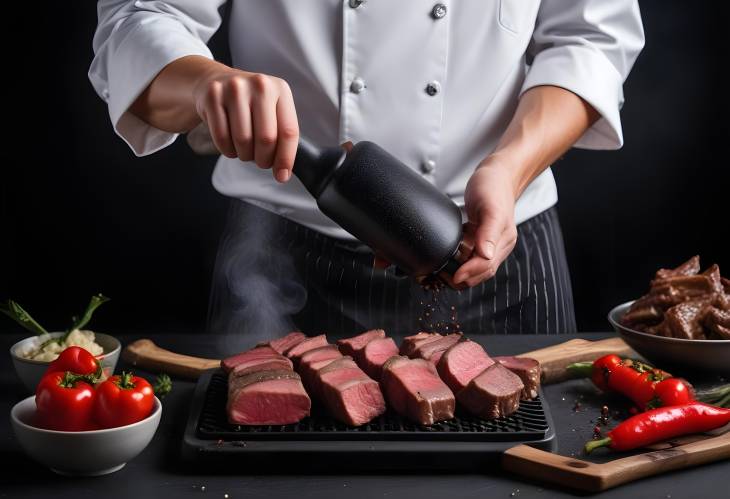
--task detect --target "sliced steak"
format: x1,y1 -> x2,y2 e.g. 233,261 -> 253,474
399,332 -> 441,357
381,356 -> 455,425
298,346 -> 343,390
494,356 -> 541,399
315,357 -> 386,426
458,363 -> 523,419
231,357 -> 294,377
262,332 -> 307,354
221,346 -> 281,373
337,329 -> 386,357
285,334 -> 328,361
358,337 -> 399,380
436,340 -> 494,394
655,255 -> 700,280
227,370 -> 311,425
413,333 -> 463,364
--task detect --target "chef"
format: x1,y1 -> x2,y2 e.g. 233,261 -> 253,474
89,1 -> 644,337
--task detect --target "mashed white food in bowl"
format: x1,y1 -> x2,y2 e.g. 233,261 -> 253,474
20,329 -> 104,361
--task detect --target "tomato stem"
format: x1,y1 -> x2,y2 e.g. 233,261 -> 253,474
117,371 -> 136,389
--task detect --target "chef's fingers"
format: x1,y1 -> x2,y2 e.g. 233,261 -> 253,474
452,228 -> 517,286
272,81 -> 299,183
202,80 -> 236,158
250,75 -> 279,169
225,78 -> 253,162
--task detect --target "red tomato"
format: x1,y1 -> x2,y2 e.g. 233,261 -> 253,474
655,377 -> 695,407
46,346 -> 100,377
94,372 -> 154,428
35,371 -> 97,431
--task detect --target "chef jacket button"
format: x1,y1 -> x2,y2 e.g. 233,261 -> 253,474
425,81 -> 441,96
348,0 -> 365,8
421,160 -> 436,174
350,77 -> 366,94
431,4 -> 447,19
102,88 -> 110,99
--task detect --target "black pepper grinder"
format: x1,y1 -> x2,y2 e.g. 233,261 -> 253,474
293,138 -> 470,277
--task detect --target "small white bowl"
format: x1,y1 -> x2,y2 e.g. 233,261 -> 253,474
10,395 -> 161,476
10,332 -> 121,393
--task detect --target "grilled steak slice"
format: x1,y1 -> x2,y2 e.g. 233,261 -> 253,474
413,333 -> 463,364
399,332 -> 441,357
231,357 -> 294,377
227,370 -> 311,425
315,357 -> 386,426
663,299 -> 713,339
358,337 -> 399,380
381,356 -> 455,425
494,356 -> 541,399
436,340 -> 494,394
298,346 -> 343,390
262,332 -> 307,355
337,329 -> 386,357
654,255 -> 700,280
285,334 -> 328,361
459,363 -> 523,419
221,346 -> 281,373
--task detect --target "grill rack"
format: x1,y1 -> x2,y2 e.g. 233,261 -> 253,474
198,370 -> 549,441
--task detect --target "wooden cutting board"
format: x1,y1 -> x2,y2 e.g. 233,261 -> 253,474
122,335 -> 635,381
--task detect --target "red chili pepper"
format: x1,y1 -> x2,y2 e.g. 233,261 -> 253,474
569,355 -> 682,410
585,402 -> 730,453
653,378 -> 695,408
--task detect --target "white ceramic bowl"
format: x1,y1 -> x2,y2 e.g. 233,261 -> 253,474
10,395 -> 161,476
10,332 -> 121,393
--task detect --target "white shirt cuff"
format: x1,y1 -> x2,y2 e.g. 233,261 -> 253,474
104,18 -> 213,157
520,44 -> 625,150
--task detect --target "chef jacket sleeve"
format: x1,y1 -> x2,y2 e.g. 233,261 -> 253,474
520,0 -> 645,150
89,0 -> 225,156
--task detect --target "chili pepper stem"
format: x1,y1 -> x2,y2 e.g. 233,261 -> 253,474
585,437 -> 612,454
566,362 -> 593,378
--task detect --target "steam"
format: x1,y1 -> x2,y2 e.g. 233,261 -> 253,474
207,202 -> 307,353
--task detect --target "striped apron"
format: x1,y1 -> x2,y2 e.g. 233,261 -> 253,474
208,200 -> 577,340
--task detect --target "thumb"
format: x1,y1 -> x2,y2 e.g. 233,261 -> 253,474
474,214 -> 502,260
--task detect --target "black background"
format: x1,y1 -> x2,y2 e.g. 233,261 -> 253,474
2,1 -> 727,335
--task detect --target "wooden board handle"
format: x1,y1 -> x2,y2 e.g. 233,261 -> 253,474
503,431 -> 730,492
519,337 -> 636,384
122,339 -> 221,379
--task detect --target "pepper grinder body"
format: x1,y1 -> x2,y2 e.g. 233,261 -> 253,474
293,139 -> 464,277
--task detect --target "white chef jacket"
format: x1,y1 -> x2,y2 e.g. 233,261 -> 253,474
89,0 -> 644,240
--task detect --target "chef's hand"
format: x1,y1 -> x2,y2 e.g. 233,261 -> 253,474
453,157 -> 519,288
192,67 -> 299,183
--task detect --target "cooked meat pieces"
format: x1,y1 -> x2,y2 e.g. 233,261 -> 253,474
655,255 -> 700,280
337,329 -> 386,357
231,357 -> 294,377
412,333 -> 463,364
623,257 -> 730,340
494,356 -> 541,399
221,346 -> 282,373
399,332 -> 442,357
458,363 -> 524,419
381,356 -> 455,425
704,307 -> 730,339
285,334 -> 329,361
227,370 -> 311,425
436,340 -> 494,394
262,332 -> 307,355
297,345 -> 343,390
358,337 -> 399,380
315,357 -> 386,426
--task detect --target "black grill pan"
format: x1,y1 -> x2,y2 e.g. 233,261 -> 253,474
181,369 -> 556,470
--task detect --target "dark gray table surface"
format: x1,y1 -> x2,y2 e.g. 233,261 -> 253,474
2,332 -> 728,499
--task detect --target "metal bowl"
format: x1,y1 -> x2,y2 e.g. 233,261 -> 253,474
10,332 -> 121,393
608,301 -> 730,375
